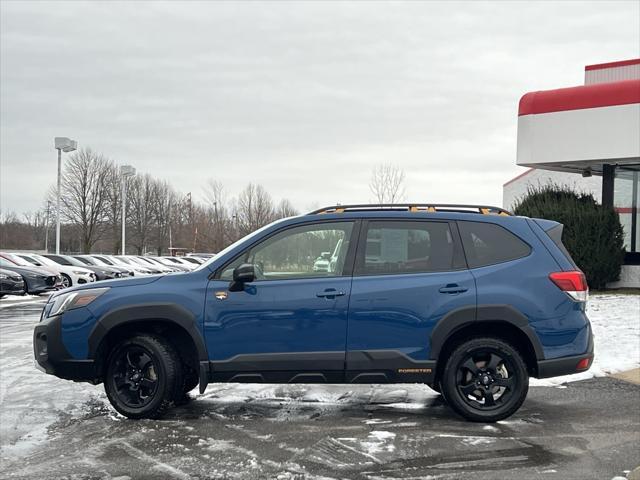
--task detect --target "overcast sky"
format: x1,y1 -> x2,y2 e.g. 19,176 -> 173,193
1,1 -> 638,215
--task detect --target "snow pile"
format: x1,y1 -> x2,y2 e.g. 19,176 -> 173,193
531,292 -> 640,386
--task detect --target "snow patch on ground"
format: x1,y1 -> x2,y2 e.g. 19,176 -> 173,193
531,293 -> 640,387
360,430 -> 396,454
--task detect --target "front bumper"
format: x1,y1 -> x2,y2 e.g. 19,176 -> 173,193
0,279 -> 25,295
536,324 -> 594,379
33,314 -> 98,383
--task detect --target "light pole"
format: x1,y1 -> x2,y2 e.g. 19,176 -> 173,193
44,200 -> 51,253
54,137 -> 77,254
120,165 -> 136,254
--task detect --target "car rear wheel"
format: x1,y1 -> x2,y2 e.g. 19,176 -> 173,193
104,334 -> 183,419
441,337 -> 529,422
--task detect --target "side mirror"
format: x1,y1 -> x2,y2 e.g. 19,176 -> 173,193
229,263 -> 255,291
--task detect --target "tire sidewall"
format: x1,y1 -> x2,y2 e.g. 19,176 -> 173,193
104,336 -> 176,419
61,274 -> 72,288
442,338 -> 529,422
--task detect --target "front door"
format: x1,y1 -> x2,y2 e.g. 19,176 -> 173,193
346,219 -> 476,383
205,221 -> 357,383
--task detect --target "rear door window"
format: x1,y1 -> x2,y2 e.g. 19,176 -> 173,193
458,221 -> 531,268
356,221 -> 458,275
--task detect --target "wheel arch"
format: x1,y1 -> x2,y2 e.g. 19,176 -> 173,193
88,303 -> 208,386
430,305 -> 543,382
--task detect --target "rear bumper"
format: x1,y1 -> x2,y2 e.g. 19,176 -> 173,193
33,314 -> 99,383
536,325 -> 594,379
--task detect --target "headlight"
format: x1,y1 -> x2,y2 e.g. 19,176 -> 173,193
48,287 -> 110,317
0,273 -> 7,279
72,270 -> 88,275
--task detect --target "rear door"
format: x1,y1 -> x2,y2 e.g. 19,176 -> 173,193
346,219 -> 476,382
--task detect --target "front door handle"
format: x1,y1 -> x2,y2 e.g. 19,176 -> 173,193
439,284 -> 468,295
316,288 -> 346,299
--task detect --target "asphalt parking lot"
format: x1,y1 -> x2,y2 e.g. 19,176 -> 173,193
1,298 -> 639,480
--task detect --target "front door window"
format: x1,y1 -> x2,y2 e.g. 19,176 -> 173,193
220,222 -> 354,280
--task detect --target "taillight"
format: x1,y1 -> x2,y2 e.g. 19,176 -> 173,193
549,271 -> 589,302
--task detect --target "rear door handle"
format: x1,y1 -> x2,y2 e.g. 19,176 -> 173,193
316,288 -> 346,299
439,284 -> 468,294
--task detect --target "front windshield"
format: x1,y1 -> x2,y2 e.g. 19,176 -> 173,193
195,218 -> 290,272
0,258 -> 18,268
32,255 -> 57,267
3,253 -> 31,267
94,256 -> 114,265
18,255 -> 40,266
89,256 -> 109,267
65,255 -> 91,267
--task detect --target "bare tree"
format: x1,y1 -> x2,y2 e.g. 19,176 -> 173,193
369,163 -> 406,204
235,183 -> 274,236
151,180 -> 176,255
128,173 -> 155,254
275,198 -> 298,219
203,179 -> 227,251
104,164 -> 122,253
59,148 -> 112,253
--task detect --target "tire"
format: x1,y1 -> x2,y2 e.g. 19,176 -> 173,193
104,334 -> 183,419
61,274 -> 72,288
441,337 -> 529,422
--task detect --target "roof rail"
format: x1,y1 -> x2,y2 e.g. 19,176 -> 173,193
309,204 -> 513,216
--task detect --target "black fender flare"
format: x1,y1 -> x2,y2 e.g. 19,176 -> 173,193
87,303 -> 209,362
429,304 -> 545,361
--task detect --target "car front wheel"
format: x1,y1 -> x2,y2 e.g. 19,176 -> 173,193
104,334 -> 183,419
60,274 -> 72,288
441,337 -> 529,422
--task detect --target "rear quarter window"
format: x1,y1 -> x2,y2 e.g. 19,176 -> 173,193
458,221 -> 531,268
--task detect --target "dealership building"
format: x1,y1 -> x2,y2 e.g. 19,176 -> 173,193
504,59 -> 640,288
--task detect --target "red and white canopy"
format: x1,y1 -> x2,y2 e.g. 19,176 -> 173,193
517,59 -> 640,174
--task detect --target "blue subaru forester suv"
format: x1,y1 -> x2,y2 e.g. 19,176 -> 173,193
34,204 -> 593,422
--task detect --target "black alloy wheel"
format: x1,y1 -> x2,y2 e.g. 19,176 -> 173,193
111,346 -> 159,408
104,334 -> 183,419
441,337 -> 529,422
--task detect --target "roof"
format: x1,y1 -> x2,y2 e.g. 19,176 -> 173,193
585,59 -> 640,71
503,168 -> 534,187
309,204 -> 512,216
518,79 -> 640,116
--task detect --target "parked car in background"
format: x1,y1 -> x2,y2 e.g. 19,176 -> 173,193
1,252 -> 62,279
0,267 -> 26,297
44,254 -> 122,281
74,255 -> 132,278
101,255 -> 154,276
115,256 -> 164,274
133,256 -> 178,273
188,252 -> 215,259
0,258 -> 59,294
88,255 -> 135,276
15,253 -> 95,288
159,256 -> 197,270
176,256 -> 203,267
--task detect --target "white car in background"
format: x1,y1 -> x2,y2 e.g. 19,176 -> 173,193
160,256 -> 198,270
15,253 -> 95,288
97,255 -> 152,275
111,255 -> 159,275
151,256 -> 191,271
